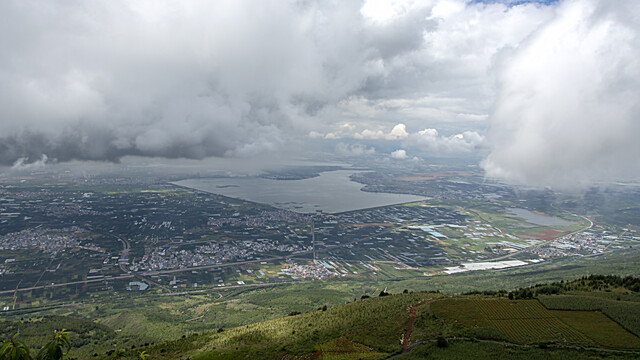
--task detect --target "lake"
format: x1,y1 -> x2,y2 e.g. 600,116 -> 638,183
173,170 -> 426,214
507,208 -> 575,227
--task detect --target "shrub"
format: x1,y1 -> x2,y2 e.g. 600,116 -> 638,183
436,336 -> 448,348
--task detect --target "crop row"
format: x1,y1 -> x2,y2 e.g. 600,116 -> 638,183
432,299 -> 591,345
539,295 -> 640,337
551,310 -> 640,349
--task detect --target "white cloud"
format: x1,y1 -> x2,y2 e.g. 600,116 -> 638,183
329,123 -> 411,140
1,0 -> 556,167
387,123 -> 409,140
314,121 -> 485,155
482,0 -> 640,188
354,129 -> 387,140
391,149 -> 408,159
324,123 -> 359,140
405,129 -> 485,153
6,0 -> 633,191
0,1 -> 390,164
335,143 -> 376,156
361,0 -> 432,25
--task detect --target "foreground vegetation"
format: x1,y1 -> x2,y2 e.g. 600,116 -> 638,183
90,276 -> 640,359
3,275 -> 640,359
1,330 -> 72,360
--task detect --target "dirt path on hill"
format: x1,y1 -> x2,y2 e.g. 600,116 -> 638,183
401,298 -> 440,353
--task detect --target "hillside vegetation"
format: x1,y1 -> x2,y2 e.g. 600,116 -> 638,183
148,292 -> 445,359
132,276 -> 640,359
3,275 -> 640,359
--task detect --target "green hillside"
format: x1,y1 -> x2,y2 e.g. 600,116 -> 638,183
99,277 -> 640,360
4,276 -> 640,359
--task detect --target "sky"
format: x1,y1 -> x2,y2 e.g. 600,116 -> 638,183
0,0 -> 638,188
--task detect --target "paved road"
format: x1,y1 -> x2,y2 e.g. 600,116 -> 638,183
0,274 -> 135,295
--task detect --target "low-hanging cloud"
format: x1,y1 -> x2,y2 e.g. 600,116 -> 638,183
335,143 -> 376,156
353,123 -> 410,140
0,0 -> 431,165
390,149 -> 408,159
404,128 -> 485,153
0,0 -> 558,167
11,154 -> 48,171
482,0 -> 640,188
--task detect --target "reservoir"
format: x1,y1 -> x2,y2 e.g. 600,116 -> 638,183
173,170 -> 425,214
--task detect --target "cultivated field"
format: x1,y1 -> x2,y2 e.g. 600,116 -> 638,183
551,310 -> 640,348
539,295 -> 640,337
430,298 -> 640,347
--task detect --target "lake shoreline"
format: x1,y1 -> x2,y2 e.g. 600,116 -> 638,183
172,170 -> 426,214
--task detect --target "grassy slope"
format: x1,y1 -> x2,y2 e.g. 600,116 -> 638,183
4,280 -> 640,359
104,285 -> 640,360
148,292 -> 444,359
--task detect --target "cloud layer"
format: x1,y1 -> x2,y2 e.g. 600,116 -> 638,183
2,0 -> 638,189
0,1 -> 381,164
405,128 -> 485,153
482,0 -> 640,187
0,0 -> 553,166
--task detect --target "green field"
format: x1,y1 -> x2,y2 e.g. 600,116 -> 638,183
430,297 -> 640,349
551,310 -> 640,348
539,294 -> 640,337
431,299 -> 592,344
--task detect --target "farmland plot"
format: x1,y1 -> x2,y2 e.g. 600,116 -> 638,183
551,310 -> 640,349
539,295 -> 640,337
431,299 -> 592,345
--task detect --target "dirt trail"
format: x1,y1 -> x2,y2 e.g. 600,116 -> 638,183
401,298 -> 439,353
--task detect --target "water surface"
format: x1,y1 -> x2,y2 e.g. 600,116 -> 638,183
507,208 -> 574,226
174,170 -> 425,214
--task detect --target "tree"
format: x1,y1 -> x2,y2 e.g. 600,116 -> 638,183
0,334 -> 33,360
35,329 -> 71,360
